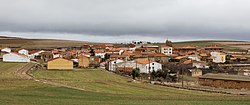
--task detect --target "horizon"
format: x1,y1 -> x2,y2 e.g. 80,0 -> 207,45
1,34 -> 249,44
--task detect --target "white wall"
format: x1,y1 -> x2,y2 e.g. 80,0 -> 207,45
1,48 -> 11,53
95,53 -> 106,59
3,53 -> 30,62
139,62 -> 162,73
161,47 -> 172,55
18,49 -> 28,55
108,59 -> 124,71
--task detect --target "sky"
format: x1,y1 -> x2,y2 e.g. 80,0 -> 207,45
0,0 -> 250,43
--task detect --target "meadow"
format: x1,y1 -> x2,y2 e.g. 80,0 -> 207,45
0,62 -> 250,105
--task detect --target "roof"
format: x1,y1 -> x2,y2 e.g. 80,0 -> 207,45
122,51 -> 133,56
182,60 -> 192,64
199,73 -> 250,82
29,50 -> 40,54
174,56 -> 187,60
94,50 -> 105,53
47,57 -> 73,62
148,53 -> 168,57
110,55 -> 128,58
200,53 -> 210,57
10,52 -> 28,57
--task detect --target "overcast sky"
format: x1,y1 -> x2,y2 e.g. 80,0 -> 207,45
0,0 -> 250,43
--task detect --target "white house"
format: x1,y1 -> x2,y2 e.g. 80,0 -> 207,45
188,55 -> 201,61
192,61 -> 209,69
138,61 -> 162,74
161,46 -> 172,55
3,53 -> 30,62
1,48 -> 11,53
108,59 -> 124,71
18,49 -> 29,55
95,51 -> 106,59
28,50 -> 45,59
210,52 -> 226,63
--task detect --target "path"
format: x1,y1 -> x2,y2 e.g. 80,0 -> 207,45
15,62 -> 85,91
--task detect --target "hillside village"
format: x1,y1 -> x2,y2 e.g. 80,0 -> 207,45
1,40 -> 250,90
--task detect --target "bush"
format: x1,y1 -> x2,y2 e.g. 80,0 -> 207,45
132,68 -> 140,79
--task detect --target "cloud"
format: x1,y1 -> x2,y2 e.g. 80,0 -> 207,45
0,0 -> 249,42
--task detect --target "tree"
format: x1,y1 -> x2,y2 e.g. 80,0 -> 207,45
132,68 -> 140,79
151,70 -> 157,80
89,48 -> 95,56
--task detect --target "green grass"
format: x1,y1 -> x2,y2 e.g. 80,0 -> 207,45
0,62 -> 250,105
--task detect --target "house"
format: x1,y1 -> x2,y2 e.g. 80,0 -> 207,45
1,48 -> 11,53
47,57 -> 73,70
94,50 -> 106,59
108,59 -> 124,71
3,53 -> 30,62
210,52 -> 226,63
137,61 -> 162,74
148,53 -> 169,63
188,55 -> 201,61
18,49 -> 29,55
199,73 -> 250,89
160,46 -> 173,55
89,56 -> 101,68
109,54 -> 128,60
78,55 -> 89,68
192,61 -> 209,69
173,46 -> 196,54
28,50 -> 45,59
187,69 -> 202,77
40,51 -> 53,62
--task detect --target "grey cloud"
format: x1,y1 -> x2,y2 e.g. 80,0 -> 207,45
0,0 -> 250,42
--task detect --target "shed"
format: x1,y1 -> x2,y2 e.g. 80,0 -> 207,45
47,57 -> 73,70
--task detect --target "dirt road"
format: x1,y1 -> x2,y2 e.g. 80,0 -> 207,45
15,62 -> 85,91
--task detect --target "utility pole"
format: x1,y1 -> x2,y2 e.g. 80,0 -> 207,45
181,67 -> 184,88
148,57 -> 151,82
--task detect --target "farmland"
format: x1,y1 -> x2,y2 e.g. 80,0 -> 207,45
0,36 -> 97,49
0,62 -> 250,105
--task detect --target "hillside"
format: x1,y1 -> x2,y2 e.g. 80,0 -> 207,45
0,36 -> 97,49
1,62 -> 250,105
154,40 -> 250,50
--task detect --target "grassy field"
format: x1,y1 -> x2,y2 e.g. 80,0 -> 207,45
1,62 -> 250,105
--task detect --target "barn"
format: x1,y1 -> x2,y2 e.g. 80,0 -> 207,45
47,57 -> 73,70
3,53 -> 30,62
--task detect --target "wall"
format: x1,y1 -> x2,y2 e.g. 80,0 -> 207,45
78,56 -> 89,68
199,78 -> 250,89
3,53 -> 30,62
47,58 -> 73,70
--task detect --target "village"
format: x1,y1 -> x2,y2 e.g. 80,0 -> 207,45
1,39 -> 250,91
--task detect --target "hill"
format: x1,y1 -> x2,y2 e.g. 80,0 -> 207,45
1,62 -> 250,105
0,36 -> 98,49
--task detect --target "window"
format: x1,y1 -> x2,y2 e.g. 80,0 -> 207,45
152,63 -> 154,65
152,67 -> 154,70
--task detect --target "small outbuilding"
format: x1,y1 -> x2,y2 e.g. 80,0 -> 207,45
47,57 -> 73,70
